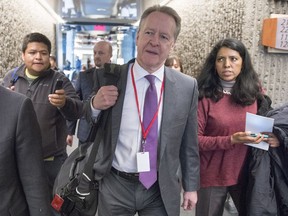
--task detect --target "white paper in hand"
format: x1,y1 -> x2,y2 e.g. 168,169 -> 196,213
245,112 -> 274,151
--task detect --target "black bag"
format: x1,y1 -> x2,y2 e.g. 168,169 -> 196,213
52,112 -> 106,216
52,64 -> 120,216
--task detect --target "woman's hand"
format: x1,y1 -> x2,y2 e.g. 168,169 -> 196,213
231,132 -> 264,144
262,132 -> 280,148
231,131 -> 280,148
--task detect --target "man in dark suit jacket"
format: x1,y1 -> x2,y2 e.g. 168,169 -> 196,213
87,5 -> 200,216
0,85 -> 51,216
67,40 -> 113,145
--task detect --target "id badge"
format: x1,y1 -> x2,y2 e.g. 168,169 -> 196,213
136,152 -> 150,172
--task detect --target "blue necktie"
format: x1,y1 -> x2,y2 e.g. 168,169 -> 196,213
139,75 -> 158,189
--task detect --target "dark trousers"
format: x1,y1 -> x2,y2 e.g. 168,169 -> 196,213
44,152 -> 68,199
98,169 -> 168,216
195,184 -> 246,216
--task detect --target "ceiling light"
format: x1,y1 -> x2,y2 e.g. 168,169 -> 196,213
97,8 -> 107,11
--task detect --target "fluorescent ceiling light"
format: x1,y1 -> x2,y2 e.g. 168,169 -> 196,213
97,8 -> 107,11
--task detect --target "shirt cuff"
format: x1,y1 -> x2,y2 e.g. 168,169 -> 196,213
90,96 -> 101,119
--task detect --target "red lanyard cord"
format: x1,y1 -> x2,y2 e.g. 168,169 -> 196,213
131,64 -> 164,140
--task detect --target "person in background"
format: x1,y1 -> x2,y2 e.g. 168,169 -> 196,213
63,59 -> 71,70
165,55 -> 183,72
66,40 -> 113,146
165,54 -> 183,72
49,55 -> 59,71
87,57 -> 92,69
50,55 -> 65,76
93,40 -> 113,68
87,5 -> 199,216
81,64 -> 87,72
0,86 -> 51,216
75,55 -> 82,72
196,38 -> 279,216
2,32 -> 83,208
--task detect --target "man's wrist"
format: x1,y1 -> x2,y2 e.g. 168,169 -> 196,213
90,96 -> 101,118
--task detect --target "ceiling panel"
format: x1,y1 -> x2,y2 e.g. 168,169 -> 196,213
61,0 -> 139,24
81,0 -> 116,17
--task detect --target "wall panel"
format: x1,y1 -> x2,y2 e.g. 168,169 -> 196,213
167,0 -> 288,107
0,0 -> 55,79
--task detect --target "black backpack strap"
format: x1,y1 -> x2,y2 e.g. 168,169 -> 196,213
83,63 -> 121,179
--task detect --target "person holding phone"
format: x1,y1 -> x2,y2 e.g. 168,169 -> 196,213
196,38 -> 279,216
1,32 -> 83,211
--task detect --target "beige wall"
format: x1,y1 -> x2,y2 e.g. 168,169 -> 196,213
0,0 -> 56,79
0,0 -> 287,106
167,0 -> 288,107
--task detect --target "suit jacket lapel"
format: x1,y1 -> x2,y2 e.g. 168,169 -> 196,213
111,62 -> 131,149
159,69 -> 177,159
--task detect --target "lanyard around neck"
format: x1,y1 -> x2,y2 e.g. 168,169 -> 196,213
131,64 -> 165,140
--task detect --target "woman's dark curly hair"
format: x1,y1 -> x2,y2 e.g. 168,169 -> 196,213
197,38 -> 263,105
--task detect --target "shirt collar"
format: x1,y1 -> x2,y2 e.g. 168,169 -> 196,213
132,60 -> 164,83
25,68 -> 38,80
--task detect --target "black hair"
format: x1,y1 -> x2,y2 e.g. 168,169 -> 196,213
22,32 -> 51,54
197,38 -> 263,105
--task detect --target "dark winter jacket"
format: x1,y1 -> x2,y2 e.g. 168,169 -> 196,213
246,103 -> 288,216
2,64 -> 83,158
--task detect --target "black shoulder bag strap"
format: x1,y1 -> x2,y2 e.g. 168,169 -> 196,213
82,63 -> 121,180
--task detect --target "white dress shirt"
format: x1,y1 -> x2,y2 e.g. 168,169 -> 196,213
91,60 -> 164,172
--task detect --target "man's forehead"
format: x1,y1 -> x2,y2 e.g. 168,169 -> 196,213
141,12 -> 176,32
95,44 -> 108,50
26,42 -> 48,49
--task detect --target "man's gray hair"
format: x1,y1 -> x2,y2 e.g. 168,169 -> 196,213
138,5 -> 181,41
